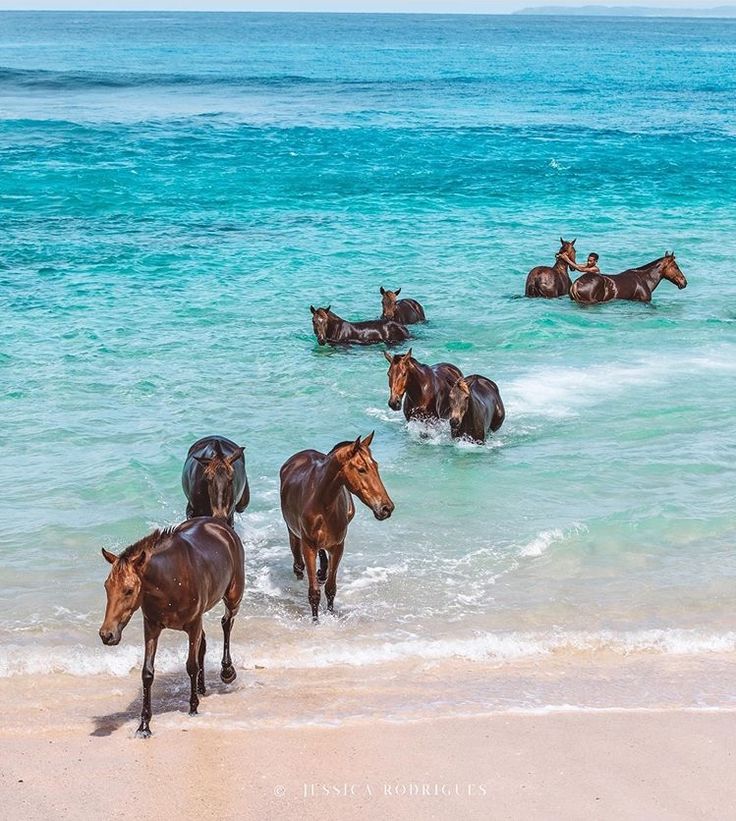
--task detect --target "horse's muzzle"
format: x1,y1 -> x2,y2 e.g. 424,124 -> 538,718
373,502 -> 395,521
99,628 -> 121,646
677,279 -> 687,289
388,398 -> 402,411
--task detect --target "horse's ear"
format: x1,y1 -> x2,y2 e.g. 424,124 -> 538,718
101,547 -> 117,565
310,305 -> 316,314
383,350 -> 393,364
380,286 -> 385,295
193,455 -> 210,467
403,347 -> 413,361
560,237 -> 564,244
227,446 -> 244,465
326,305 -> 331,312
213,440 -> 224,457
362,430 -> 375,449
395,287 -> 401,295
133,549 -> 149,570
351,435 -> 362,455
571,238 -> 576,246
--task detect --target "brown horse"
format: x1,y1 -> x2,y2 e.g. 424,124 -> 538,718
182,436 -> 249,526
448,375 -> 505,443
525,238 -> 577,298
570,252 -> 687,304
279,432 -> 394,622
99,518 -> 244,737
384,348 -> 463,421
380,287 -> 426,324
310,305 -> 410,346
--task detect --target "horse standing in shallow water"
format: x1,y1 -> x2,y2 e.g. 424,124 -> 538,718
570,252 -> 687,304
525,238 -> 577,298
448,376 -> 505,443
380,287 -> 426,324
182,436 -> 249,526
99,518 -> 244,737
311,305 -> 409,346
385,348 -> 463,421
279,432 -> 394,621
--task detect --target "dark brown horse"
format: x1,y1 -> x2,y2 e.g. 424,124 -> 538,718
99,518 -> 244,737
310,305 -> 410,346
380,287 -> 426,324
525,238 -> 577,298
448,375 -> 505,443
570,252 -> 687,304
279,432 -> 394,622
182,436 -> 249,526
384,348 -> 463,421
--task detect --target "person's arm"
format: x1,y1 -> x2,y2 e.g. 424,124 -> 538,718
557,254 -> 585,272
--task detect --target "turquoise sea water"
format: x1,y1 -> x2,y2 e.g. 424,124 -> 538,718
1,12 -> 735,708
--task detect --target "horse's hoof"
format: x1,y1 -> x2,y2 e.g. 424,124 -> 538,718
135,726 -> 152,739
221,666 -> 237,684
189,707 -> 198,716
293,567 -> 304,581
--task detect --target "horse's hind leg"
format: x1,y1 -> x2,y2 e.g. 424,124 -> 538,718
186,620 -> 203,716
317,549 -> 328,584
197,630 -> 206,695
137,619 -> 161,738
325,543 -> 344,614
289,532 -> 305,580
235,479 -> 250,513
220,578 -> 242,685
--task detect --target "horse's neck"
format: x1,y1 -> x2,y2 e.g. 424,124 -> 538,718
407,362 -> 433,402
552,257 -> 569,274
315,453 -> 345,501
327,313 -> 345,332
636,261 -> 664,290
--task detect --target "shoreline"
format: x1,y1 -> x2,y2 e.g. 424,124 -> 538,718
2,709 -> 734,820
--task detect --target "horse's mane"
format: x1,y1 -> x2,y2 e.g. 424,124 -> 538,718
119,526 -> 176,562
626,256 -> 666,273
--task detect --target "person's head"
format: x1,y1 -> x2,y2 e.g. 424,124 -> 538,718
587,253 -> 599,267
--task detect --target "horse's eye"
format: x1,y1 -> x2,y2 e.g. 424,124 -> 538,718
124,587 -> 134,596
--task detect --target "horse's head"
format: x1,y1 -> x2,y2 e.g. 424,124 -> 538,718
194,441 -> 244,519
662,251 -> 687,289
380,286 -> 401,319
338,432 -> 394,520
448,377 -> 471,433
99,546 -> 148,646
384,348 -> 413,411
310,305 -> 332,345
558,237 -> 577,267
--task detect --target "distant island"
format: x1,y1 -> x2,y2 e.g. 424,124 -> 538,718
515,5 -> 736,15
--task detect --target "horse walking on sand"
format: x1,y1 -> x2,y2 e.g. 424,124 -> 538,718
448,376 -> 505,443
380,287 -> 426,324
182,436 -> 249,526
570,252 -> 687,304
279,432 -> 394,621
310,305 -> 410,346
525,238 -> 577,298
384,348 -> 463,421
99,518 -> 244,737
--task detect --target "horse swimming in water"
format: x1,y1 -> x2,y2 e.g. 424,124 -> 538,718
380,287 -> 426,324
99,518 -> 244,737
385,348 -> 463,421
311,305 -> 410,346
279,432 -> 394,621
525,238 -> 577,298
570,252 -> 687,304
182,436 -> 249,526
448,375 -> 505,443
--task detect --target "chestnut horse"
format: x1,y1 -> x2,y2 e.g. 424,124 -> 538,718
448,375 -> 505,443
99,518 -> 244,737
525,238 -> 577,298
310,305 -> 410,346
380,287 -> 426,324
570,252 -> 687,304
384,348 -> 463,421
279,432 -> 394,621
182,436 -> 249,526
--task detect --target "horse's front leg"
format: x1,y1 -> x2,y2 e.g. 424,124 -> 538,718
197,629 -> 207,695
303,544 -> 321,622
325,543 -> 344,614
185,619 -> 203,716
289,532 -> 305,580
220,576 -> 242,684
137,619 -> 161,738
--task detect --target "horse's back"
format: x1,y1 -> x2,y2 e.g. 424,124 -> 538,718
467,375 -> 505,431
433,362 -> 463,384
397,299 -> 426,323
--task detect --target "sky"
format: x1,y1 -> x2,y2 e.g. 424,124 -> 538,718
0,1 -> 724,11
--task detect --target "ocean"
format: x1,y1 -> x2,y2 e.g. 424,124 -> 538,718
1,11 -> 735,721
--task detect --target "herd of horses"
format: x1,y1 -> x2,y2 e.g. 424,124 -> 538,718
99,242 -> 689,736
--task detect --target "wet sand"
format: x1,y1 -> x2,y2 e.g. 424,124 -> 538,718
1,674 -> 734,820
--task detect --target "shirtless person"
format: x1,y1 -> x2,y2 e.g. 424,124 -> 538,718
559,251 -> 600,274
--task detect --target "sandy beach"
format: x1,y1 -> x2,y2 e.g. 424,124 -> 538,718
1,671 -> 734,820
